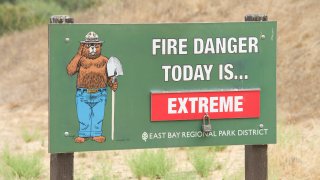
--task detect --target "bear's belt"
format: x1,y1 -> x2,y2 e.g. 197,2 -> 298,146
77,88 -> 106,94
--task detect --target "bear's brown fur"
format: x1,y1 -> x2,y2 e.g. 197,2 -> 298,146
67,43 -> 117,90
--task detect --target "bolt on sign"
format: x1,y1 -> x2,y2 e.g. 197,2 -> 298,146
49,22 -> 276,153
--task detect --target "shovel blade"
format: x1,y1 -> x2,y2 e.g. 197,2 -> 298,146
107,56 -> 123,76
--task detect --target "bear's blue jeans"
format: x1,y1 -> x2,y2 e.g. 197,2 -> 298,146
76,88 -> 107,137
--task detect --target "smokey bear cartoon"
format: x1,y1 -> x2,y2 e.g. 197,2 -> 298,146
67,32 -> 118,143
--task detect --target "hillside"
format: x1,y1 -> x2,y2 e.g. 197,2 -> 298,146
0,0 -> 319,120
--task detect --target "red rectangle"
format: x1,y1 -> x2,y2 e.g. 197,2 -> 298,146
151,90 -> 260,121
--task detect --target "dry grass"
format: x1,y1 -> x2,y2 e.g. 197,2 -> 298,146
0,0 -> 319,179
269,120 -> 320,179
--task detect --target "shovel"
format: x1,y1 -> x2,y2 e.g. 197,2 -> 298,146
107,57 -> 123,141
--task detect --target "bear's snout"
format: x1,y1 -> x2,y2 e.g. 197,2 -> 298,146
89,46 -> 96,55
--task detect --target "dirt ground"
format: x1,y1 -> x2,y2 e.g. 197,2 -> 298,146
0,0 -> 319,179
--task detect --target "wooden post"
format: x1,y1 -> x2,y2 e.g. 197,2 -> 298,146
50,15 -> 74,180
245,145 -> 268,180
244,14 -> 268,180
50,153 -> 74,180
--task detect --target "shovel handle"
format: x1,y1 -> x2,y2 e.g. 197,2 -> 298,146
112,76 -> 118,83
111,90 -> 115,140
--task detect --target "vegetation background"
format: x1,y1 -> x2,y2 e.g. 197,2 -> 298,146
0,0 -> 319,179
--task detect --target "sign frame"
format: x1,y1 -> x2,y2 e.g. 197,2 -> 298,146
49,21 -> 277,153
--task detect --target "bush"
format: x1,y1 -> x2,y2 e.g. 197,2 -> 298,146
0,0 -> 16,3
0,3 -> 29,34
0,149 -> 43,179
189,148 -> 218,177
0,0 -> 15,4
0,0 -> 101,36
19,0 -> 65,21
211,146 -> 227,152
0,0 -> 63,35
21,129 -> 40,143
128,150 -> 173,179
53,0 -> 101,11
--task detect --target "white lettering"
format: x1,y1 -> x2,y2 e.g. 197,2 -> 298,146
228,38 -> 237,53
192,37 -> 259,54
162,66 -> 171,82
171,65 -> 182,81
238,37 -> 247,53
162,39 -> 166,55
167,39 -> 177,54
194,65 -> 204,81
248,37 -> 258,53
216,38 -> 226,53
178,98 -> 188,113
179,39 -> 188,55
224,64 -> 234,80
167,96 -> 245,114
183,65 -> 193,81
194,38 -> 203,54
203,65 -> 213,80
162,65 -> 213,82
168,98 -> 177,114
204,38 -> 215,54
219,96 -> 233,112
209,97 -> 218,112
234,96 -> 243,112
152,39 -> 161,55
198,97 -> 208,113
189,97 -> 198,113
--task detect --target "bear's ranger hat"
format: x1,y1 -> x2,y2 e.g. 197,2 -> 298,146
81,31 -> 104,43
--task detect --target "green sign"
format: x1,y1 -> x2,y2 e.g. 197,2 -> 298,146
49,22 -> 276,153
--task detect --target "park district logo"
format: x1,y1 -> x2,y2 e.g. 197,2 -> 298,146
141,128 -> 269,142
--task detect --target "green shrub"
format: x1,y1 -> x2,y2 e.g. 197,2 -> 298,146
128,150 -> 173,179
0,0 -> 16,3
0,1 -> 63,35
0,0 -> 100,36
0,3 -> 28,34
212,146 -> 227,152
18,0 -> 64,21
21,129 -> 40,143
189,148 -> 216,177
50,0 -> 101,11
0,149 -> 43,179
